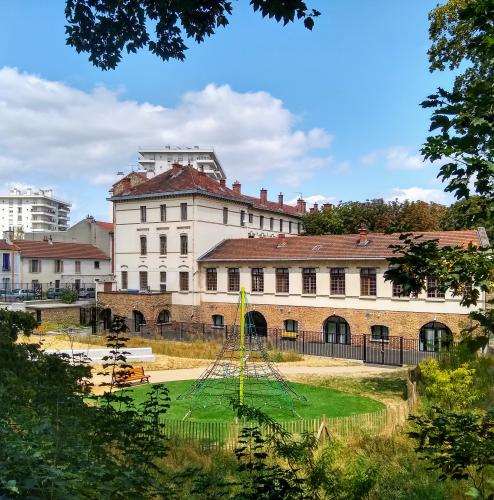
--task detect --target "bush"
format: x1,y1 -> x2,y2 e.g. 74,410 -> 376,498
59,288 -> 78,304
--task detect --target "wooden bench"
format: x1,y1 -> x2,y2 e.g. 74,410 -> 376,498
113,367 -> 150,385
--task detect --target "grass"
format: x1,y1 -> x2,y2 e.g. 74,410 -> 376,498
120,379 -> 384,422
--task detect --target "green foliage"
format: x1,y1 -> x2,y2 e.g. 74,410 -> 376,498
65,0 -> 320,69
419,358 -> 481,411
60,287 -> 78,303
409,408 -> 494,499
302,198 -> 450,235
0,311 -> 172,498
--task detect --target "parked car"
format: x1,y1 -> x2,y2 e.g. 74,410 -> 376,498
78,287 -> 95,299
0,289 -> 11,301
47,288 -> 62,299
10,289 -> 35,301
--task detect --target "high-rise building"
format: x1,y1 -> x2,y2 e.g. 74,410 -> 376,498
0,188 -> 71,234
137,145 -> 225,180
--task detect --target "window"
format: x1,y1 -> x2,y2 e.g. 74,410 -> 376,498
240,210 -> 246,226
279,219 -> 284,232
2,277 -> 10,289
75,260 -> 81,274
74,279 -> 81,291
30,259 -> 41,273
139,271 -> 148,291
206,268 -> 217,291
260,215 -> 264,229
2,253 -> 10,271
223,207 -> 228,224
270,217 -> 274,231
180,203 -> 188,221
251,268 -> 264,292
54,279 -> 60,289
248,213 -> 253,224
297,222 -> 301,234
289,221 -> 292,234
302,268 -> 317,294
140,206 -> 147,222
180,234 -> 188,255
228,268 -> 240,292
140,235 -> 147,255
160,204 -> 167,222
427,276 -> 445,298
392,283 -> 404,297
179,271 -> 189,291
160,235 -> 167,255
360,268 -> 376,296
371,325 -> 389,341
94,261 -> 100,269
121,271 -> 128,289
420,321 -> 452,352
160,271 -> 166,292
276,268 -> 289,293
54,259 -> 63,273
284,319 -> 298,333
330,268 -> 345,295
212,314 -> 224,327
323,316 -> 350,344
157,310 -> 170,323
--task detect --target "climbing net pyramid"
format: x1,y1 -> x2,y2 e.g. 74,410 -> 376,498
178,289 -> 306,419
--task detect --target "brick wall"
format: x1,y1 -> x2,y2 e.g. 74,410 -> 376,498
98,292 -> 174,322
199,302 -> 470,340
26,306 -> 81,325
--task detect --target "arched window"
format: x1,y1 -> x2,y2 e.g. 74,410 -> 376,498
371,325 -> 389,341
133,310 -> 146,332
284,320 -> 298,333
212,314 -> 224,327
157,310 -> 170,324
419,321 -> 452,352
323,315 -> 350,344
245,311 -> 268,337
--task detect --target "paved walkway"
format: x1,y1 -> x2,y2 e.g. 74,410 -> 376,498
93,363 -> 403,388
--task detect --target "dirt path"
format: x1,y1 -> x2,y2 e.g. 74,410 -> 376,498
91,363 -> 403,392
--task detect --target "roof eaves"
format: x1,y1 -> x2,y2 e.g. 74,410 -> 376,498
198,256 -> 388,262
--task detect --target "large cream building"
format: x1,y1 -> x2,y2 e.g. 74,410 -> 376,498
98,164 -> 487,351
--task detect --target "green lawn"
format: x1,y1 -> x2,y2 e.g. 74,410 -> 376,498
122,379 -> 385,422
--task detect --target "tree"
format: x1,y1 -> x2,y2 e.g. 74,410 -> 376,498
65,0 -> 320,69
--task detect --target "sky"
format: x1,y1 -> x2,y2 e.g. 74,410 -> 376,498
0,0 -> 455,223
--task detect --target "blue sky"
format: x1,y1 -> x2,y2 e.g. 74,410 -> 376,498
0,0 -> 454,222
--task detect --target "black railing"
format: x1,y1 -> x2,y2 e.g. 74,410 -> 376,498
87,316 -> 452,367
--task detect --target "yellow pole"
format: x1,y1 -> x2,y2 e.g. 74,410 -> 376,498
239,287 -> 245,405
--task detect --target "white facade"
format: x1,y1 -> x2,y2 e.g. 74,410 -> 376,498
20,256 -> 111,287
0,188 -> 71,234
113,195 -> 302,309
197,260 -> 479,316
138,146 -> 225,180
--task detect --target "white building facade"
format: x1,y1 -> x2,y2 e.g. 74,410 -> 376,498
0,188 -> 71,234
138,146 -> 225,180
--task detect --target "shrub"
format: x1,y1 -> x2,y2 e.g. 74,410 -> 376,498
60,288 -> 78,304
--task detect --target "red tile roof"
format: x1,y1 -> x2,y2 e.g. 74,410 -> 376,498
110,165 -> 302,217
199,230 -> 482,261
0,240 -> 18,251
95,221 -> 114,231
13,240 -> 110,260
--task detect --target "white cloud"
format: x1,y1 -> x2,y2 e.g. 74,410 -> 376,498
362,146 -> 424,170
91,173 -> 119,186
0,67 -> 333,187
286,194 -> 336,206
385,187 -> 449,204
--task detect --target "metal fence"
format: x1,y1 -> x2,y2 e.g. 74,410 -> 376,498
0,283 -> 96,302
84,314 -> 451,367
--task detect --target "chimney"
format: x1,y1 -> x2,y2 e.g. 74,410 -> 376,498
260,188 -> 268,204
278,193 -> 284,208
296,197 -> 305,213
171,163 -> 182,174
358,223 -> 369,245
232,181 -> 241,194
219,179 -> 226,188
322,203 -> 332,211
302,200 -> 307,213
2,230 -> 13,244
313,202 -> 319,211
